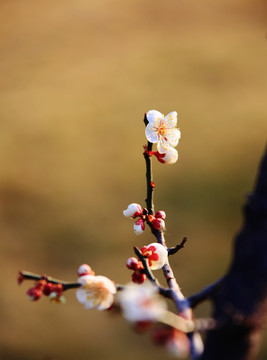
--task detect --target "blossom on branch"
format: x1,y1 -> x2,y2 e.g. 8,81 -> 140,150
156,147 -> 179,165
141,243 -> 168,270
152,327 -> 190,358
76,275 -> 117,310
77,264 -> 95,277
145,110 -> 181,153
118,283 -> 167,323
133,218 -> 145,235
123,203 -> 143,218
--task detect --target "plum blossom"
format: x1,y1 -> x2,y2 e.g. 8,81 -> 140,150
123,203 -> 143,218
152,327 -> 190,358
141,243 -> 168,270
160,147 -> 178,165
145,110 -> 181,153
118,283 -> 167,323
76,275 -> 117,310
133,218 -> 145,235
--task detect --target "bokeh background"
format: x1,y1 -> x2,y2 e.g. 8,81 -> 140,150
0,0 -> 267,359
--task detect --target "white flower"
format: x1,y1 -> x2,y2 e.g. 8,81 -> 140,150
76,275 -> 117,311
123,203 -> 143,218
145,110 -> 181,153
118,283 -> 167,323
141,243 -> 168,270
166,330 -> 190,358
133,218 -> 145,235
161,147 -> 178,164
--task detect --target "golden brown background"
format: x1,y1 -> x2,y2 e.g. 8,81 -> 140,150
0,0 -> 267,359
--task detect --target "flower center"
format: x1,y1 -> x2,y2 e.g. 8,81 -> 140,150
85,281 -> 108,302
156,123 -> 166,137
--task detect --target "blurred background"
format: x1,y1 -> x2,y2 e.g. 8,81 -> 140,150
0,0 -> 267,359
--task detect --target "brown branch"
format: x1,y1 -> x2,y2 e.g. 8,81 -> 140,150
143,114 -> 154,214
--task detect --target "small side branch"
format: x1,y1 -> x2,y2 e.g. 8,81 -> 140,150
168,236 -> 188,256
187,278 -> 224,308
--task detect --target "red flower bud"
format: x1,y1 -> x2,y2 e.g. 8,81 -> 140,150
155,210 -> 166,220
151,218 -> 165,231
27,287 -> 42,301
132,271 -> 146,284
126,257 -> 141,271
42,282 -> 54,296
17,271 -> 25,285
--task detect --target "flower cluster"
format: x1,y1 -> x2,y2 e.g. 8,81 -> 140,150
123,203 -> 166,236
24,277 -> 65,303
126,243 -> 168,284
76,264 -> 117,311
145,110 -> 181,164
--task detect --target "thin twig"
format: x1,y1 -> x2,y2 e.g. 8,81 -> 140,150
168,236 -> 188,256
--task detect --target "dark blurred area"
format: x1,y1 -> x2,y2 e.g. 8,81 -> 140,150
0,0 -> 267,359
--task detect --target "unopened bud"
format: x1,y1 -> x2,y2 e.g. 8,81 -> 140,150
161,147 -> 178,165
77,264 -> 95,277
155,211 -> 166,220
133,218 -> 145,235
151,218 -> 165,231
27,287 -> 42,301
132,271 -> 146,284
42,282 -> 54,296
123,203 -> 143,218
126,257 -> 141,271
141,243 -> 168,270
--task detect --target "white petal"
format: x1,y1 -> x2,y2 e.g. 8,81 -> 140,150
133,223 -> 144,235
164,111 -> 177,128
76,288 -> 87,304
78,274 -> 95,285
84,298 -> 98,309
146,110 -> 164,125
163,147 -> 178,165
145,123 -> 158,143
165,128 -> 181,147
97,293 -> 114,311
157,137 -> 170,154
123,203 -> 142,218
95,275 -> 117,294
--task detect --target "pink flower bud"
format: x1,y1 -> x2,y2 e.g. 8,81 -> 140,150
27,287 -> 42,301
126,257 -> 141,271
133,218 -> 145,235
132,271 -> 146,284
155,210 -> 166,220
77,264 -> 95,277
152,218 -> 165,231
123,203 -> 143,218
